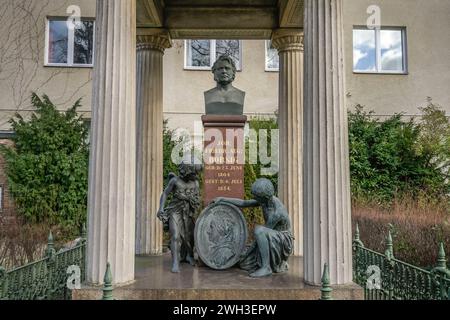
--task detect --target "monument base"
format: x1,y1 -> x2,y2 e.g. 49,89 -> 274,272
202,115 -> 247,206
73,255 -> 363,300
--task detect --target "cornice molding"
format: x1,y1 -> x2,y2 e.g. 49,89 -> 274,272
136,0 -> 164,27
279,0 -> 303,28
170,29 -> 273,40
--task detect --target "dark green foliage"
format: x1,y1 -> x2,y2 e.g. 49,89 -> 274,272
1,93 -> 89,233
162,117 -> 279,231
162,120 -> 204,219
243,116 -> 279,230
349,102 -> 450,207
245,116 -> 279,192
163,119 -> 180,189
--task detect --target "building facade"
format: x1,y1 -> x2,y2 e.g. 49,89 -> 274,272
0,0 -> 449,286
0,0 -> 448,134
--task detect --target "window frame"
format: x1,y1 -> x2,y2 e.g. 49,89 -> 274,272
265,40 -> 279,72
45,16 -> 96,68
184,40 -> 243,71
352,26 -> 408,75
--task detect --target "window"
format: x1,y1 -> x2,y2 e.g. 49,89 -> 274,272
46,18 -> 95,67
353,27 -> 407,74
265,40 -> 279,71
185,40 -> 242,70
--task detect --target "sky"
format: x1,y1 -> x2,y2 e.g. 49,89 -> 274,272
353,29 -> 404,72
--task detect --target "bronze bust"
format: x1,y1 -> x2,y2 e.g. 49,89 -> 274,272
204,55 -> 245,115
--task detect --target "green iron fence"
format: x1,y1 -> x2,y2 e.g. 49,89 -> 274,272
0,228 -> 86,300
2,222 -> 449,300
353,224 -> 450,300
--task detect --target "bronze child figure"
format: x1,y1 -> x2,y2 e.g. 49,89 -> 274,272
157,162 -> 201,273
213,178 -> 294,277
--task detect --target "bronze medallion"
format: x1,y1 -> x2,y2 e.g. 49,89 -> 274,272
195,203 -> 248,270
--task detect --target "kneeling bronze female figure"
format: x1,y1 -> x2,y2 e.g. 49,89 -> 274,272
212,178 -> 294,278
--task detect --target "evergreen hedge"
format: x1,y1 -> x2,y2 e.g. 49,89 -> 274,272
1,94 -> 89,235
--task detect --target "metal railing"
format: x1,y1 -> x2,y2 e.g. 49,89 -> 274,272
2,222 -> 449,300
352,224 -> 450,300
0,228 -> 86,300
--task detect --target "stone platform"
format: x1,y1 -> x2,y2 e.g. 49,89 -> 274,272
73,254 -> 363,300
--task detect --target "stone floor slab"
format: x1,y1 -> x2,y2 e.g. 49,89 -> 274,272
73,254 -> 363,300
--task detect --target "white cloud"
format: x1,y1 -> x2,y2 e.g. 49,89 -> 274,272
353,49 -> 368,68
353,29 -> 376,48
381,48 -> 403,70
380,30 -> 402,50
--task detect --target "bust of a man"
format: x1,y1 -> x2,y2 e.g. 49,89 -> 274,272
204,55 -> 245,115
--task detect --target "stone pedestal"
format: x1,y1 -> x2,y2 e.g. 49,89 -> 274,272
272,29 -> 304,256
135,30 -> 172,256
202,115 -> 247,206
303,0 -> 353,285
73,255 -> 364,300
87,0 -> 136,285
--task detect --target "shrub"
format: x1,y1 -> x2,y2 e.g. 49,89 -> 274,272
162,116 -> 280,234
348,102 -> 450,208
245,116 -> 279,191
243,116 -> 279,231
163,119 -> 181,189
0,93 -> 89,236
0,215 -> 81,270
352,200 -> 450,269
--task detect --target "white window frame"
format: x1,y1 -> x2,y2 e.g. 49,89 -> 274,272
265,40 -> 279,72
45,17 -> 95,68
353,26 -> 408,74
184,40 -> 243,71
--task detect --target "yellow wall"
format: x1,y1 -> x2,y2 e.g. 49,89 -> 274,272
163,40 -> 279,133
343,0 -> 450,116
0,0 -> 449,132
0,0 -> 95,129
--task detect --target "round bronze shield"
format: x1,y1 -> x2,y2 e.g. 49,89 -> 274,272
195,203 -> 248,270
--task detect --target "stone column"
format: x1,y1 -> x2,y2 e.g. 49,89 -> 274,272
135,30 -> 172,256
87,0 -> 136,285
303,0 -> 353,285
272,29 -> 304,256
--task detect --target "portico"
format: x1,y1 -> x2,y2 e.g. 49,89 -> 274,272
86,0 -> 353,287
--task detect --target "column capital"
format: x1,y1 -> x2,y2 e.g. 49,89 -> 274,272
137,28 -> 172,53
271,29 -> 304,53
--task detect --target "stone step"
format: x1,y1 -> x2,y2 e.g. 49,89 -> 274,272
73,286 -> 363,300
73,255 -> 363,300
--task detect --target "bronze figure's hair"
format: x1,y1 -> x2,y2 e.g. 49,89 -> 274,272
251,178 -> 275,200
212,55 -> 237,80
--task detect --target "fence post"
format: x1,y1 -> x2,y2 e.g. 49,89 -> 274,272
46,231 -> 55,258
353,223 -> 364,248
81,223 -> 87,244
352,224 -> 365,284
45,230 -> 57,299
431,243 -> 450,300
0,266 -> 7,300
80,224 -> 87,284
435,243 -> 448,271
384,229 -> 396,299
320,263 -> 333,300
385,230 -> 394,261
102,263 -> 114,300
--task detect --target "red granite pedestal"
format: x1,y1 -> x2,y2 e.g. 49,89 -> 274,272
202,115 -> 247,206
